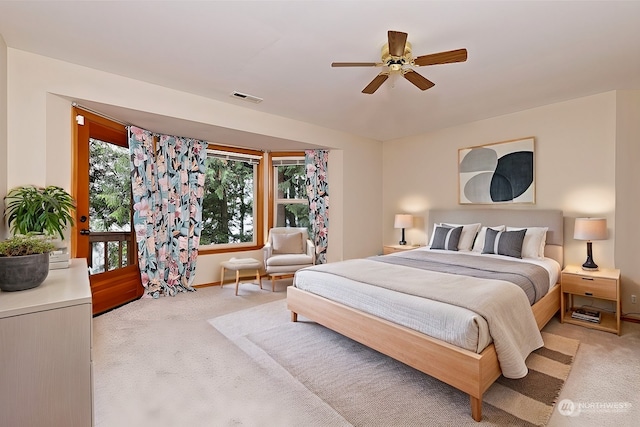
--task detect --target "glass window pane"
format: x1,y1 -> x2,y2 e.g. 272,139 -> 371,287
276,203 -> 311,229
91,242 -> 105,275
88,138 -> 133,276
90,239 -> 131,275
106,241 -> 126,271
89,138 -> 132,233
201,157 -> 255,246
276,165 -> 306,199
273,161 -> 309,234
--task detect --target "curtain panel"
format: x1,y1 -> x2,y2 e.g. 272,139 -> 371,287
129,126 -> 207,298
305,150 -> 329,264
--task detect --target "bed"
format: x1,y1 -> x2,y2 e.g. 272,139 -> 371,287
287,209 -> 563,422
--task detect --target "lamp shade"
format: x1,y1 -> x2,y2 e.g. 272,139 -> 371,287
574,218 -> 607,241
394,214 -> 413,229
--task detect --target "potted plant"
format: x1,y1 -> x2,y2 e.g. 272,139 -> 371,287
4,185 -> 75,239
0,185 -> 76,291
0,234 -> 55,291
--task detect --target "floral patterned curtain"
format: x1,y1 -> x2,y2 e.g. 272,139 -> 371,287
129,126 -> 207,298
305,150 -> 329,264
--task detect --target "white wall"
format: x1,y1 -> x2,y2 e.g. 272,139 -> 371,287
342,140 -> 383,259
383,92 -> 617,266
5,49 -> 383,285
615,90 -> 640,319
0,35 -> 7,238
382,91 -> 640,320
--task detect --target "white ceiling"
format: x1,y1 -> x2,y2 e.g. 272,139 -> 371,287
1,1 -> 639,150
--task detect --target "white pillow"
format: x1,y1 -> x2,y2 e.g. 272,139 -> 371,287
472,225 -> 506,252
506,226 -> 548,259
441,223 -> 482,251
428,223 -> 439,246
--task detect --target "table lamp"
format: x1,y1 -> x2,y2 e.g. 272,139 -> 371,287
573,218 -> 607,271
394,214 -> 413,245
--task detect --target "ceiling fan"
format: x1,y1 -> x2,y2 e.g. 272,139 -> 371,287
331,30 -> 467,94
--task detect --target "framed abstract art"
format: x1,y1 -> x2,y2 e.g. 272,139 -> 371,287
458,137 -> 535,204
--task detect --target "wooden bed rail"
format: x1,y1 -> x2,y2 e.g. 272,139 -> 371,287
287,284 -> 560,422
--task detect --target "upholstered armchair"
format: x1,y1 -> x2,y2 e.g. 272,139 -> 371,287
263,227 -> 315,284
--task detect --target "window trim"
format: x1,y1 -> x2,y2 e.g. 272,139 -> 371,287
198,144 -> 264,255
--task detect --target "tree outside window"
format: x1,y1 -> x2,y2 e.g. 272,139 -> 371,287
273,158 -> 310,232
200,149 -> 261,247
89,138 -> 132,273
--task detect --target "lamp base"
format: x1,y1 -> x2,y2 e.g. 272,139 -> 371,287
399,228 -> 407,245
582,242 -> 599,271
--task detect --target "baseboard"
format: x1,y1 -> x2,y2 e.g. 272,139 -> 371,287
193,283 -> 218,288
622,315 -> 640,324
194,273 -> 267,289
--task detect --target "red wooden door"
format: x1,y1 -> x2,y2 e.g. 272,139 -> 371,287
72,107 -> 143,315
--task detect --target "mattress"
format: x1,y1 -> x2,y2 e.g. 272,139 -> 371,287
293,249 -> 560,355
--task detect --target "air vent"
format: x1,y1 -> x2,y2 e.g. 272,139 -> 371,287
230,91 -> 263,104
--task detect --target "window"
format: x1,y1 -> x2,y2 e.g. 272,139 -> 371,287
88,138 -> 132,274
200,145 -> 264,251
272,155 -> 309,231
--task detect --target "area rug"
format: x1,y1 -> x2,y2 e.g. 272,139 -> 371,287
210,300 -> 579,426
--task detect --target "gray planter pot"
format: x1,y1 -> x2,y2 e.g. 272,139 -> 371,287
0,253 -> 50,292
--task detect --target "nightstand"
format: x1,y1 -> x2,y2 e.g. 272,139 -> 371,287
560,265 -> 621,335
383,244 -> 420,255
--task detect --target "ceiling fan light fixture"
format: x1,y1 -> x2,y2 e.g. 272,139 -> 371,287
381,41 -> 412,68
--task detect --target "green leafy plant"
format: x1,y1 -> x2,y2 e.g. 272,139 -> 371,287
4,185 -> 76,239
0,234 -> 55,257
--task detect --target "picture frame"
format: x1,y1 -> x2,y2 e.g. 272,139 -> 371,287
458,137 -> 535,204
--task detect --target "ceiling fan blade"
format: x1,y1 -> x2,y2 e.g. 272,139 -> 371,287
331,62 -> 380,67
362,73 -> 389,94
404,69 -> 435,91
414,48 -> 468,67
388,31 -> 408,57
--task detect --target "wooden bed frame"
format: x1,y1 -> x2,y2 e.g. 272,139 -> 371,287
288,284 -> 559,421
287,209 -> 564,421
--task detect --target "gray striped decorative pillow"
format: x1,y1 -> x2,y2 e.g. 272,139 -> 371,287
482,228 -> 527,258
430,225 -> 463,251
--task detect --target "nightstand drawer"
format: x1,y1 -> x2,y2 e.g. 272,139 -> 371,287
562,274 -> 617,300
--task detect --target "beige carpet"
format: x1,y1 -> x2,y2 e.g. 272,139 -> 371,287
93,285 -> 639,426
210,299 -> 579,426
92,283 -> 350,427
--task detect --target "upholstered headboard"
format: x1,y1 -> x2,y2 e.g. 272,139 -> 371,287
428,209 -> 564,266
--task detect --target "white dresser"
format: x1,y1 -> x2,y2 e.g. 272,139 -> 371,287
0,258 -> 93,427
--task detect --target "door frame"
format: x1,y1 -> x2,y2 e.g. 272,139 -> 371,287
72,107 -> 143,314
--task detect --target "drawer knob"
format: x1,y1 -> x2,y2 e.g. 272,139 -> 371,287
581,277 -> 594,281
585,292 -> 593,296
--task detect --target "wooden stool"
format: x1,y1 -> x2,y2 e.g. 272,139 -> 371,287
220,258 -> 263,296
